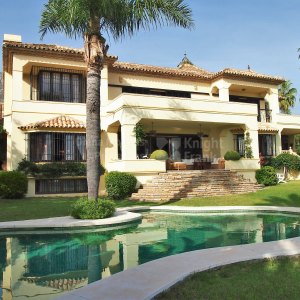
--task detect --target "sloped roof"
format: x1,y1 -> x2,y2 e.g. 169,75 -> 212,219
213,68 -> 284,83
19,115 -> 85,130
111,61 -> 213,80
258,124 -> 279,133
3,41 -> 117,60
3,41 -> 285,84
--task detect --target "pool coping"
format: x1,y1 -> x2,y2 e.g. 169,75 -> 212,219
0,208 -> 145,230
2,206 -> 300,299
55,237 -> 300,300
2,205 -> 300,230
51,205 -> 300,300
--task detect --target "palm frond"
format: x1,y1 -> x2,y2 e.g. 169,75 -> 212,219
40,0 -> 194,41
40,0 -> 89,39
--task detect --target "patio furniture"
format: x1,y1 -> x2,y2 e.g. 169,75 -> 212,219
172,162 -> 187,170
276,173 -> 286,183
211,158 -> 225,169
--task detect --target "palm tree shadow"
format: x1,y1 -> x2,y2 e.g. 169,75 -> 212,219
258,193 -> 300,207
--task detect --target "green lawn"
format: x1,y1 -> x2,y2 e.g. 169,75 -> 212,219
0,197 -> 153,222
167,181 -> 300,207
1,181 -> 300,222
154,256 -> 300,300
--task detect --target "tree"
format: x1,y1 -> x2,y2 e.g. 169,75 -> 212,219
278,80 -> 297,114
40,0 -> 193,200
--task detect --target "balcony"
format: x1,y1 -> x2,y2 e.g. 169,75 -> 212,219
103,93 -> 258,128
258,109 -> 272,123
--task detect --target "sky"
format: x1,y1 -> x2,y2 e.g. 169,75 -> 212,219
1,0 -> 300,112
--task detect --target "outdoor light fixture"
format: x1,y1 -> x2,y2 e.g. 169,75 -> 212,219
149,122 -> 157,137
197,124 -> 209,138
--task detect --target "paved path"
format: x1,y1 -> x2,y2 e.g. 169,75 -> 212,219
0,209 -> 144,229
56,237 -> 300,300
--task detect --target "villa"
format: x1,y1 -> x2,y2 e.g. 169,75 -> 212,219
2,33 -> 300,197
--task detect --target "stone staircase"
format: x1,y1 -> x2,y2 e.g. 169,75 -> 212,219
130,170 -> 263,202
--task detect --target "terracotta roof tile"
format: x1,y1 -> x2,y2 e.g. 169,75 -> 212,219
258,124 -> 278,132
3,41 -> 117,60
3,41 -> 284,84
111,61 -> 213,79
19,115 -> 85,130
213,68 -> 285,83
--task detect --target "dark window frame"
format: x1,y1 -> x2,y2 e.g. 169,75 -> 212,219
29,132 -> 86,162
122,86 -> 191,99
35,178 -> 87,194
38,70 -> 84,103
259,134 -> 276,157
234,134 -> 245,156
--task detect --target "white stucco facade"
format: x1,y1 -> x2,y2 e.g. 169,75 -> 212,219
2,34 -> 300,196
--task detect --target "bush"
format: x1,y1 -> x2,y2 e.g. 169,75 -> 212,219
224,151 -> 241,161
17,159 -> 40,176
150,150 -> 168,160
17,159 -> 106,178
105,171 -> 137,200
255,166 -> 278,186
271,153 -> 300,171
71,198 -> 115,219
0,171 -> 28,198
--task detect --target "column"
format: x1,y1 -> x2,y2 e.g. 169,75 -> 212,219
100,66 -> 109,105
275,130 -> 282,156
265,88 -> 279,123
12,57 -> 23,101
247,128 -> 259,159
214,80 -> 231,101
121,123 -> 137,160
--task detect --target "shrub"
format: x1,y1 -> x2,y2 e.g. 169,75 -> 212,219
17,159 -> 106,178
17,159 -> 40,176
71,198 -> 115,219
224,151 -> 241,161
0,171 -> 28,198
271,153 -> 300,171
255,166 -> 278,186
296,146 -> 300,156
105,171 -> 137,200
150,150 -> 168,160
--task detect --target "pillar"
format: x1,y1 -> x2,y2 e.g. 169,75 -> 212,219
214,80 -> 231,102
247,128 -> 259,159
121,123 -> 137,160
100,66 -> 109,106
275,130 -> 282,156
265,88 -> 279,123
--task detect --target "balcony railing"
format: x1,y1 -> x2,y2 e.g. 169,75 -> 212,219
258,109 -> 272,123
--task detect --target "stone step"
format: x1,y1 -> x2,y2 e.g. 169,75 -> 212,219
130,170 -> 263,202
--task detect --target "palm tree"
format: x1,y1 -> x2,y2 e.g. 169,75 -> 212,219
278,80 -> 297,114
40,0 -> 193,200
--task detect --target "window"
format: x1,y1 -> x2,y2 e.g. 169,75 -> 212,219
29,132 -> 86,162
36,178 -> 87,194
39,71 -> 84,103
234,134 -> 245,156
122,86 -> 191,98
137,134 -> 202,160
259,134 -> 275,156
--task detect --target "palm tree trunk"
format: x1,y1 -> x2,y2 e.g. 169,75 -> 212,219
86,65 -> 101,200
84,33 -> 107,200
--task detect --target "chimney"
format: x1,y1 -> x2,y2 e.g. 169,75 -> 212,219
3,34 -> 22,43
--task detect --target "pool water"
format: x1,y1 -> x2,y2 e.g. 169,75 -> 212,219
1,211 -> 300,299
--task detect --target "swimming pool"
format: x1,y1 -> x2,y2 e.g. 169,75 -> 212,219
1,210 -> 300,299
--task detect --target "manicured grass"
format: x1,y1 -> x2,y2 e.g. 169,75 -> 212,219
1,181 -> 300,221
168,181 -> 300,207
154,256 -> 300,300
0,197 -> 154,222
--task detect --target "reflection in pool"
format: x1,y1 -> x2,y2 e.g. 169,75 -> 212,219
1,211 -> 300,299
